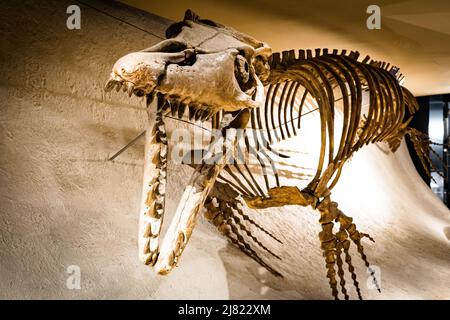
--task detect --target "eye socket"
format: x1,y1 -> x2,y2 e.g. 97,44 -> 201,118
235,55 -> 250,84
235,54 -> 257,93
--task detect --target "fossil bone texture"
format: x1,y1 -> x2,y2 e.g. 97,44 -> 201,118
105,9 -> 432,300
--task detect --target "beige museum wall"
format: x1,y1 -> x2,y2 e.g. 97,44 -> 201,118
0,0 -> 449,299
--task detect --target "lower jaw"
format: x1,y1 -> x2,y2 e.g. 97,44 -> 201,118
155,162 -> 227,274
151,114 -> 241,274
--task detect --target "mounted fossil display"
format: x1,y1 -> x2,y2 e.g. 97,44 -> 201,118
105,9 -> 434,300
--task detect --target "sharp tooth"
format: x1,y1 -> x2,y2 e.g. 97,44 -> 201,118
178,103 -> 186,119
157,95 -> 171,115
194,108 -> 203,121
206,111 -> 216,120
171,100 -> 179,117
156,93 -> 167,112
200,110 -> 210,121
188,105 -> 196,121
104,79 -> 116,92
163,99 -> 171,115
127,84 -> 134,97
115,82 -> 122,92
158,93 -> 171,116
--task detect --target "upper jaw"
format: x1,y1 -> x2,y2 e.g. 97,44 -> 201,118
105,50 -> 192,98
105,48 -> 265,112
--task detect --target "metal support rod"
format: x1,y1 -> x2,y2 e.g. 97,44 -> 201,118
109,130 -> 146,161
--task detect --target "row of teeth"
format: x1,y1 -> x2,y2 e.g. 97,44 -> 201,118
152,94 -> 217,122
105,78 -> 147,97
105,79 -> 217,122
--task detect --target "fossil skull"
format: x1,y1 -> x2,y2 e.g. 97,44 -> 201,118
105,9 -> 272,113
105,10 -> 272,275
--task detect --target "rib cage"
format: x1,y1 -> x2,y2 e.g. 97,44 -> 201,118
219,49 -> 419,200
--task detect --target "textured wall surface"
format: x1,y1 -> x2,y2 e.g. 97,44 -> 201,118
0,0 -> 449,299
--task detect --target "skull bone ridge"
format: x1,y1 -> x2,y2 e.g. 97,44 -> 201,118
106,9 -> 272,113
